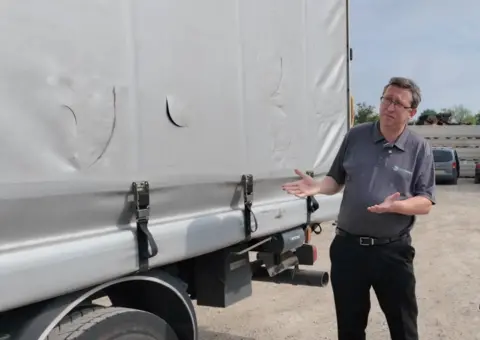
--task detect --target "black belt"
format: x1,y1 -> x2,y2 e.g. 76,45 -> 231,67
335,228 -> 409,246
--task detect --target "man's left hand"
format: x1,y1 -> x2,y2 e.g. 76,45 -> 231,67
367,192 -> 401,214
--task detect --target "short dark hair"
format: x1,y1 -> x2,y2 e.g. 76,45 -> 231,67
383,77 -> 421,109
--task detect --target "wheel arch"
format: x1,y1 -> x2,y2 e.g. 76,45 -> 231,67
13,270 -> 197,340
104,272 -> 197,340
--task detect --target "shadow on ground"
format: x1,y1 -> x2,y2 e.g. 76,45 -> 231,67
199,327 -> 255,340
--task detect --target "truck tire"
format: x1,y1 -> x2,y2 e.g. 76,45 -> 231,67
47,306 -> 179,340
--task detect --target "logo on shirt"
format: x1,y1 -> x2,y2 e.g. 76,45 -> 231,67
392,165 -> 413,176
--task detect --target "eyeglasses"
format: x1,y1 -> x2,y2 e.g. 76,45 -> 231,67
380,96 -> 412,110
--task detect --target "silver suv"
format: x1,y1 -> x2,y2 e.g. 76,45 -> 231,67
432,147 -> 460,185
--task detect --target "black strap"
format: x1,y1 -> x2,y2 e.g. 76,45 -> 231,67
133,181 -> 159,272
242,174 -> 258,239
137,220 -> 159,272
305,171 -> 319,225
306,195 -> 319,224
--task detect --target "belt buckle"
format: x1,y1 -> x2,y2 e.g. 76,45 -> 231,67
359,237 -> 375,246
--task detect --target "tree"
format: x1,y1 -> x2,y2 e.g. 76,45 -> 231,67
354,102 -> 378,125
462,115 -> 477,125
420,109 -> 437,117
415,108 -> 437,125
351,102 -> 479,126
447,105 -> 474,124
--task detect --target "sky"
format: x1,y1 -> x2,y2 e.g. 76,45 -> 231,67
349,1 -> 480,116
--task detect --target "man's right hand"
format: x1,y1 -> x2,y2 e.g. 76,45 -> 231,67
281,169 -> 321,198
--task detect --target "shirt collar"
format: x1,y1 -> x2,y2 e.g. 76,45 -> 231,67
372,121 -> 409,151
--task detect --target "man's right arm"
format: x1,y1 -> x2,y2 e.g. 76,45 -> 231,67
316,133 -> 349,196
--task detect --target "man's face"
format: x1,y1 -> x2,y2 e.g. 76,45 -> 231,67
379,85 -> 417,128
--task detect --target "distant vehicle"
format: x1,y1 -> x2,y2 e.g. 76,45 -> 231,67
475,162 -> 480,184
432,147 -> 460,184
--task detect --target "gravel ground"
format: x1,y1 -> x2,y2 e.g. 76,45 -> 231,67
196,179 -> 480,340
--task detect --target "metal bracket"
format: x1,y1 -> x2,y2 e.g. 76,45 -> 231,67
305,171 -> 319,226
233,237 -> 272,256
257,251 -> 298,277
132,181 -> 159,272
241,174 -> 257,240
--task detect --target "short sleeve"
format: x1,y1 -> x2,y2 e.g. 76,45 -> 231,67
413,143 -> 436,204
326,133 -> 349,185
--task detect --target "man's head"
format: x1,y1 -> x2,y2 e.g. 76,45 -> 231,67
379,77 -> 421,130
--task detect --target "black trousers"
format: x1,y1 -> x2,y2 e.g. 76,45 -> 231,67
329,233 -> 418,340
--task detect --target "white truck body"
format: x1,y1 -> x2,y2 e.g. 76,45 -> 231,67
0,0 -> 350,314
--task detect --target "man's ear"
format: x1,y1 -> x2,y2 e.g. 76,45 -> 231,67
409,109 -> 417,118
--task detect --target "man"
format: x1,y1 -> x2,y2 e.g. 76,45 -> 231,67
282,77 -> 435,340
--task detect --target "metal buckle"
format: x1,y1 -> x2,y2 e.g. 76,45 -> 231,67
136,208 -> 150,220
359,237 -> 375,246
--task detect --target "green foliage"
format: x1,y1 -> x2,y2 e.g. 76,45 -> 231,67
415,109 -> 438,125
354,102 -> 379,124
354,102 -> 479,125
441,105 -> 476,125
451,105 -> 473,124
420,109 -> 437,117
461,115 -> 476,125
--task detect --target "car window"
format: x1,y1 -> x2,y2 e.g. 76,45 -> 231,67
433,149 -> 453,162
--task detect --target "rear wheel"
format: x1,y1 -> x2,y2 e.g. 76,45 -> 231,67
48,306 -> 179,340
475,176 -> 480,184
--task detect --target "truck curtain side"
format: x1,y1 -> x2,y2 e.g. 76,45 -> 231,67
0,0 -> 351,339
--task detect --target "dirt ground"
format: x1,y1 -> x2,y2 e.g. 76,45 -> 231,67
196,179 -> 480,340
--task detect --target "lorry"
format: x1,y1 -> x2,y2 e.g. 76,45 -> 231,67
0,0 -> 352,339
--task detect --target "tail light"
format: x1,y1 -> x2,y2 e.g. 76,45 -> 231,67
476,163 -> 480,169
312,245 -> 318,263
452,162 -> 456,169
295,244 -> 318,265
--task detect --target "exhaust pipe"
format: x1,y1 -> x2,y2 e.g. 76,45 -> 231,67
252,265 -> 329,287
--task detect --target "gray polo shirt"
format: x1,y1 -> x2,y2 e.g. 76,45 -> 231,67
327,121 -> 436,238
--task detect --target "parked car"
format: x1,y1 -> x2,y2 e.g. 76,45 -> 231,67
475,162 -> 480,184
432,147 -> 460,184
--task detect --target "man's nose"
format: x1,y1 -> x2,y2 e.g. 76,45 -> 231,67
386,103 -> 396,112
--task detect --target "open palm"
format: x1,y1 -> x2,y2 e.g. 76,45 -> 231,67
282,169 -> 319,198
367,192 -> 401,214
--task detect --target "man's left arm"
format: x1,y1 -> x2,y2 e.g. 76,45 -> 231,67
391,144 -> 436,216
